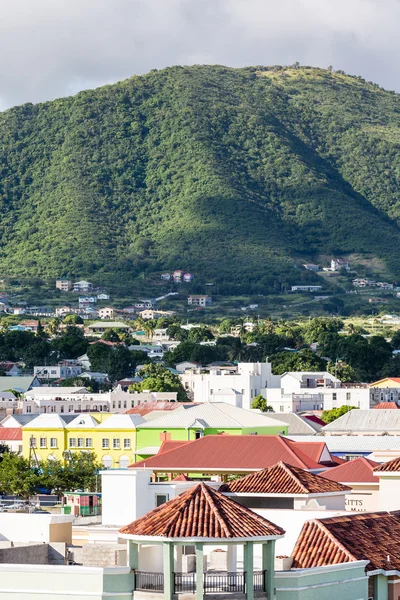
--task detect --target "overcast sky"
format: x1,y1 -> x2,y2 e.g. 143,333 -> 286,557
0,0 -> 399,110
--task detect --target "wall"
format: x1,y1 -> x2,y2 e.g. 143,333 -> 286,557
376,475 -> 400,511
275,561 -> 369,600
344,485 -> 379,513
0,514 -> 73,544
82,543 -> 127,567
0,564 -> 133,600
0,543 -> 48,564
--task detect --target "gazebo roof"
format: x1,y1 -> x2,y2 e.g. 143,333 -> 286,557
219,462 -> 351,495
119,483 -> 285,541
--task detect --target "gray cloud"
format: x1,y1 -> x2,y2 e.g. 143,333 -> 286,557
0,0 -> 399,109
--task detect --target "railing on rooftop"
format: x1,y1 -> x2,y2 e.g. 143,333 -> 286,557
135,570 -> 266,594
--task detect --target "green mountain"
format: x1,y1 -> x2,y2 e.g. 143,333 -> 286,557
1,64 -> 400,293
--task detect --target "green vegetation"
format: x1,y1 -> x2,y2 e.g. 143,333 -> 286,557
251,395 -> 274,412
2,65 -> 400,292
0,451 -> 101,498
130,363 -> 188,401
321,405 -> 358,424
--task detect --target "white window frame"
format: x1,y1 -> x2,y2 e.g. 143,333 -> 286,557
102,438 -> 109,449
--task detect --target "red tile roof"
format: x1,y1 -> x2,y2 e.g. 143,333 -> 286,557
129,435 -> 332,472
219,462 -> 350,495
373,402 -> 400,409
119,483 -> 285,540
374,456 -> 400,472
0,428 -> 22,441
126,402 -> 196,416
292,512 -> 400,571
319,457 -> 379,483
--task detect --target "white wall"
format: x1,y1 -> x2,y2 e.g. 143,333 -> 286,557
0,514 -> 73,543
376,475 -> 400,511
0,564 -> 133,599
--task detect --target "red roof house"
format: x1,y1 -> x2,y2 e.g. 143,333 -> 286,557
373,402 -> 400,409
320,457 -> 379,484
129,435 -> 337,474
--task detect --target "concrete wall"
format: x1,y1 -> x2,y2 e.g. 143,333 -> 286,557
0,544 -> 48,565
82,543 -> 127,567
0,564 -> 133,599
377,475 -> 400,511
275,561 -> 369,600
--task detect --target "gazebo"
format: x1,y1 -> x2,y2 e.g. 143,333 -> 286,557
119,482 -> 285,600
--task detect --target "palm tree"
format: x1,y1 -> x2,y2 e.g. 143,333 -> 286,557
227,338 -> 248,362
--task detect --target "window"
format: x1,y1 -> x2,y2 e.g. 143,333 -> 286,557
332,393 -> 337,401
60,406 -> 64,413
40,437 -> 47,448
118,402 -> 121,409
155,494 -> 169,507
123,401 -> 127,408
210,389 -> 213,395
131,400 -> 135,407
51,370 -> 57,375
124,438 -> 131,449
195,430 -> 203,440
30,437 -> 37,448
102,455 -> 112,468
69,438 -> 77,448
280,406 -> 284,412
113,438 -> 120,449
85,438 -> 93,448
50,438 -> 57,448
102,438 -> 109,449
346,392 -> 351,401
119,455 -> 129,468
26,406 -> 32,413
77,438 -> 84,448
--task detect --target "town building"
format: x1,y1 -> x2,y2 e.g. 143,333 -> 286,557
265,371 -> 372,413
135,404 -> 289,459
290,285 -> 322,292
98,307 -> 115,319
55,279 -> 73,291
22,412 -> 145,467
180,361 -> 280,410
187,295 -> 212,307
321,409 -> 400,436
97,293 -> 110,300
73,280 -> 93,293
87,321 -> 131,335
173,270 -> 184,282
183,272 -> 194,282
303,264 -> 320,271
318,456 -> 380,512
330,258 -> 350,271
33,364 -> 82,381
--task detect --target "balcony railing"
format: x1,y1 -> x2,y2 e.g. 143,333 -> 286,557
135,570 -> 266,594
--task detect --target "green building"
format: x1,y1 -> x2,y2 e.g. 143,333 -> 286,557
135,402 -> 288,460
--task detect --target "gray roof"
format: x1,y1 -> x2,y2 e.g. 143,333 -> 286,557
60,415 -> 79,424
321,409 -> 400,433
138,403 -> 288,429
1,414 -> 36,426
287,435 -> 400,452
0,376 -> 38,393
266,413 -> 322,435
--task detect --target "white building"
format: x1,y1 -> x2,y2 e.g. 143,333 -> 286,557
265,372 -> 371,413
33,365 -> 82,381
73,280 -> 93,292
291,286 -> 322,292
187,295 -> 212,307
98,307 -> 115,319
180,361 -> 280,410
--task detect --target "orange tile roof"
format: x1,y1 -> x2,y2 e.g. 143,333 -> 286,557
292,512 -> 400,571
172,474 -> 193,481
219,462 -> 350,495
320,457 -> 379,483
374,456 -> 400,472
119,483 -> 285,540
373,402 -> 400,409
129,435 -> 331,472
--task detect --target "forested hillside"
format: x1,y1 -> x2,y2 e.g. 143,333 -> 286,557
1,64 -> 400,292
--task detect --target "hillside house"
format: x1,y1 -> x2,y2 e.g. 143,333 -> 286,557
160,273 -> 171,281
173,270 -> 184,282
97,293 -> 110,300
55,279 -> 72,291
183,272 -> 194,282
331,258 -> 350,271
73,280 -> 93,292
187,294 -> 212,307
303,264 -> 320,271
98,307 -> 115,319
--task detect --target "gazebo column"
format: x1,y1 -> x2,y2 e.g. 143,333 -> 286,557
195,542 -> 204,600
243,542 -> 254,600
127,540 -> 139,590
262,540 -> 275,599
163,542 -> 174,600
175,545 -> 183,572
227,544 -> 237,572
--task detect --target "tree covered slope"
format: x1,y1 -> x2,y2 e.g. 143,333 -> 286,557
1,64 -> 400,290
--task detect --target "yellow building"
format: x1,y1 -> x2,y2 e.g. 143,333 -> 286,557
22,413 -> 145,468
370,378 -> 400,388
